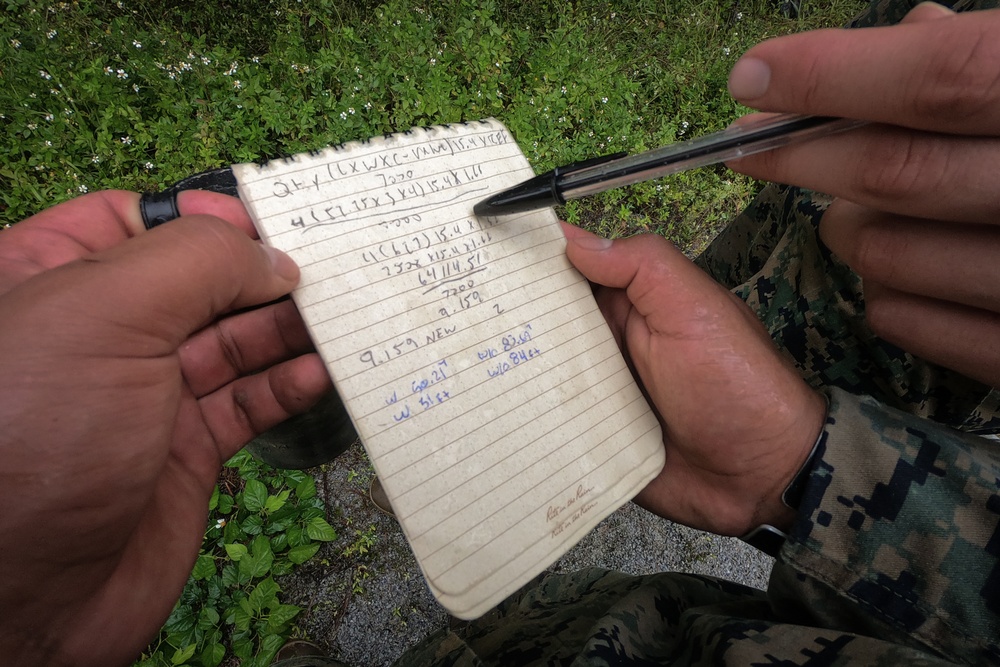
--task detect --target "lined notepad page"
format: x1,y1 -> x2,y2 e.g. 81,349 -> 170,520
233,119 -> 664,619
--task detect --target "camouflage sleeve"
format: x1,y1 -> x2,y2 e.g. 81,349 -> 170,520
773,387 -> 1000,664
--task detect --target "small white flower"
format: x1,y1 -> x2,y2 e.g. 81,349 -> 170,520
45,140 -> 52,146
215,518 -> 226,529
47,29 -> 57,39
39,69 -> 52,80
121,135 -> 132,145
78,184 -> 88,193
429,58 -> 436,66
601,97 -> 608,103
348,107 -> 355,114
44,113 -> 53,121
133,83 -> 140,92
132,40 -> 142,48
201,56 -> 211,65
27,122 -> 37,130
722,47 -> 731,56
91,155 -> 100,163
144,161 -> 154,170
233,79 -> 242,89
251,56 -> 260,63
10,39 -> 21,48
340,111 -> 347,120
225,62 -> 238,76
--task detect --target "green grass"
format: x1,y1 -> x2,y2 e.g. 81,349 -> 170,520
2,0 -> 866,250
2,1 -> 869,665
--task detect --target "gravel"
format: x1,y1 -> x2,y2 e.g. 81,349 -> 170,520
279,441 -> 773,667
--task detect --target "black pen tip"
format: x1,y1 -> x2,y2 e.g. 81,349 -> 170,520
472,198 -> 495,217
473,172 -> 557,217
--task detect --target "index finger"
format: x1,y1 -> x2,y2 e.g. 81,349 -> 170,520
0,189 -> 255,294
728,7 -> 1000,135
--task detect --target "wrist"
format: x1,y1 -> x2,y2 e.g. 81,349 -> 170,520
741,392 -> 828,555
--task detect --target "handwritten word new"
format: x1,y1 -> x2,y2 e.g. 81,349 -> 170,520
359,325 -> 457,370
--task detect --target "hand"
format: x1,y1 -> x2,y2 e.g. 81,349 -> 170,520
725,3 -> 1000,388
0,192 -> 332,667
562,223 -> 826,537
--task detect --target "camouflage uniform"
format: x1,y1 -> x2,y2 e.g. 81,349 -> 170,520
394,0 -> 1000,664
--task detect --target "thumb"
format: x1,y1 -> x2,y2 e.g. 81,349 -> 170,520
9,215 -> 299,357
561,222 -> 730,323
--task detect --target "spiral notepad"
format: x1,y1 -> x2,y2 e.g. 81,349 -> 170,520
232,118 -> 664,619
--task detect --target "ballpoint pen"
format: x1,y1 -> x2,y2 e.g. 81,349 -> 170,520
473,114 -> 865,217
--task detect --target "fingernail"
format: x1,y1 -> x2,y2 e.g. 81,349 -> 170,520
264,245 -> 300,282
570,232 -> 613,251
728,57 -> 771,101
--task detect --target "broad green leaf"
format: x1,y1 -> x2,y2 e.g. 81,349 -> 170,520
266,603 -> 301,634
264,489 -> 290,513
220,564 -> 239,588
231,635 -> 254,661
271,560 -> 294,577
208,485 -> 220,511
306,516 -> 337,542
295,476 -> 317,500
248,578 -> 280,612
191,554 -> 215,581
287,542 -> 321,565
256,633 -> 287,667
243,478 -> 268,513
286,524 -> 306,547
241,514 -> 264,535
164,605 -> 195,634
170,643 -> 196,665
200,642 -> 225,667
217,494 -> 234,515
269,532 -> 288,552
197,606 -> 220,629
232,603 -> 253,632
224,543 -> 248,561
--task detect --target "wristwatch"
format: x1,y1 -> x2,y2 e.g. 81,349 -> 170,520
740,429 -> 823,558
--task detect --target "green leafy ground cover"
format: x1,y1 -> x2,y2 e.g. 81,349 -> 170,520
2,1 -> 866,664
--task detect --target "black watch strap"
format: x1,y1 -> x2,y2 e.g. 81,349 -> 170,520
740,425 -> 825,558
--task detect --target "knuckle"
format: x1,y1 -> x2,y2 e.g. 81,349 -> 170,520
852,132 -> 944,205
215,323 -> 247,372
848,222 -> 899,283
864,296 -> 896,341
912,24 -> 1000,124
